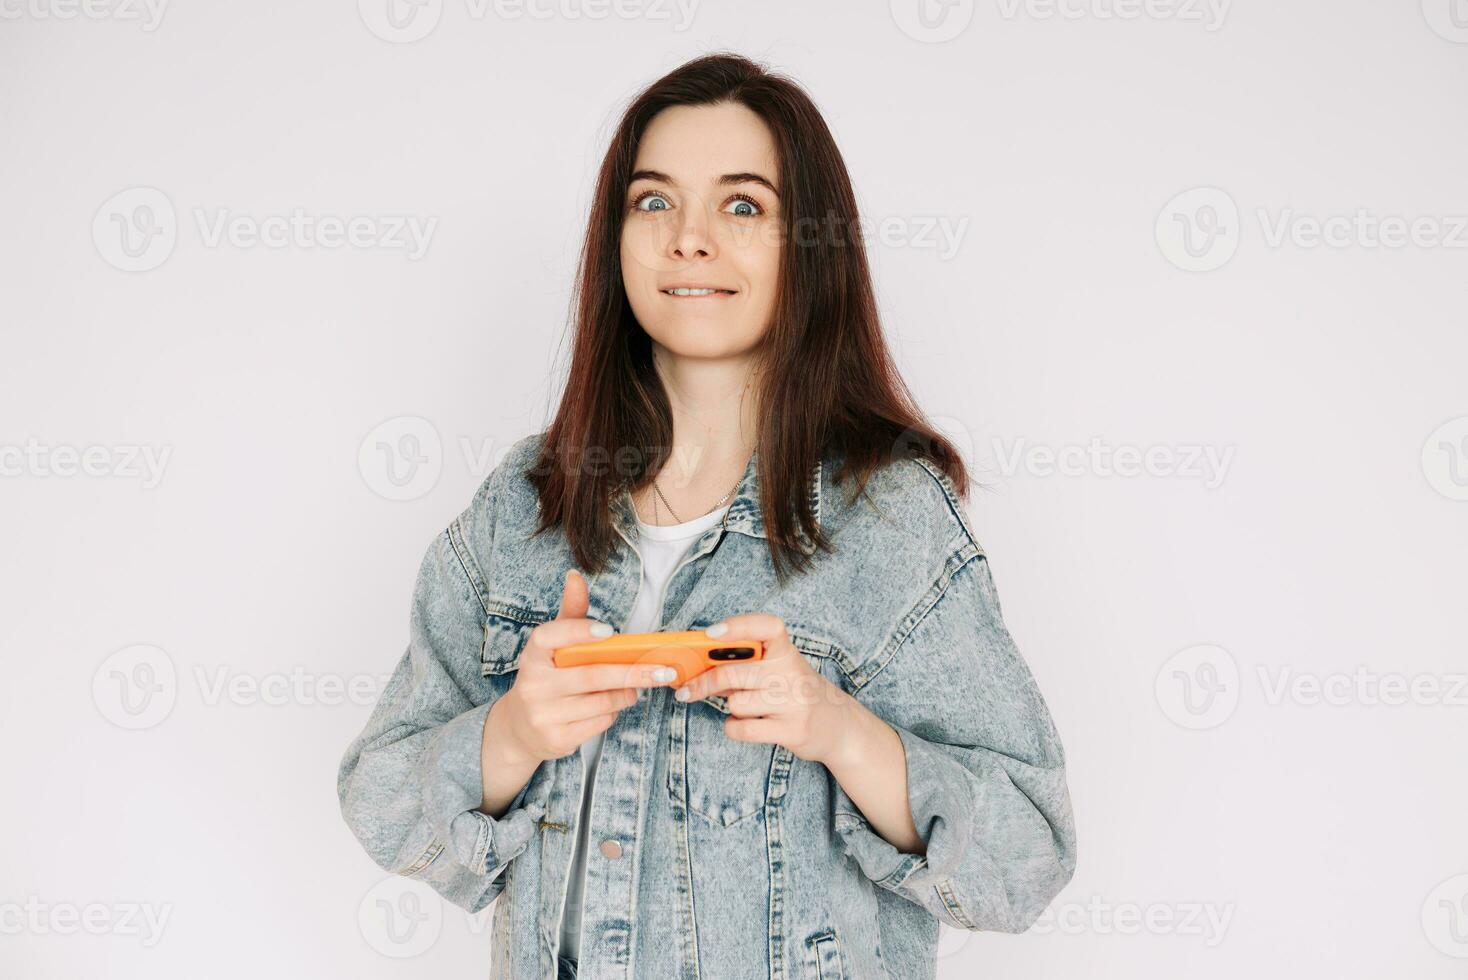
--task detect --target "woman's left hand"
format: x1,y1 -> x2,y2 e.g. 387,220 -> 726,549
672,614 -> 854,765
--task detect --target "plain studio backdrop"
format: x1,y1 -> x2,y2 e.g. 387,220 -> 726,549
2,2 -> 1466,978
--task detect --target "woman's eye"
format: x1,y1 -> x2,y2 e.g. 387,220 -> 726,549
725,196 -> 762,217
632,192 -> 672,213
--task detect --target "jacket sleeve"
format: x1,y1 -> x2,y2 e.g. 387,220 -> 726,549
830,551 -> 1076,933
336,472 -> 547,914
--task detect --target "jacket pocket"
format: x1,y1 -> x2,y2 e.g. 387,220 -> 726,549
804,929 -> 845,980
675,699 -> 777,827
480,596 -> 552,676
670,630 -> 848,828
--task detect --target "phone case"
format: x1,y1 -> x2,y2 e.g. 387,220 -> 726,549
553,629 -> 765,686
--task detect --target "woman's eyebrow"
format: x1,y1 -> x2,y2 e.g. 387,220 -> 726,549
628,169 -> 780,198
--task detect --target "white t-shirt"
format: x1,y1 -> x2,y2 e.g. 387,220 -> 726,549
558,500 -> 731,962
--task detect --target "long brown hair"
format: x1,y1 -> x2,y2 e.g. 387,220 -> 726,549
527,51 -> 969,584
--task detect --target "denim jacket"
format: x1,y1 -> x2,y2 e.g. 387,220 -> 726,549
337,431 -> 1077,980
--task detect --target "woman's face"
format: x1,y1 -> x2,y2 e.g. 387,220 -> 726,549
619,101 -> 782,362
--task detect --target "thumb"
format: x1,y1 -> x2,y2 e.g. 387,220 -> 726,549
556,567 -> 590,621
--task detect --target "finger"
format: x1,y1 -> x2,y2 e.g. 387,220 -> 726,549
723,689 -> 776,718
558,660 -> 679,694
676,659 -> 765,704
527,615 -> 616,661
561,709 -> 620,746
724,716 -> 783,744
558,688 -> 640,723
702,613 -> 792,652
556,568 -> 590,621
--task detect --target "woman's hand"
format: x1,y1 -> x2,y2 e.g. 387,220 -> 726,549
671,614 -> 856,766
491,569 -> 678,767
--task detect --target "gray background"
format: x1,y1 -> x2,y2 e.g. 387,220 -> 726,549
2,1 -> 1466,977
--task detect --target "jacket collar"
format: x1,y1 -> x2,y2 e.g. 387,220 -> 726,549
611,445 -> 823,547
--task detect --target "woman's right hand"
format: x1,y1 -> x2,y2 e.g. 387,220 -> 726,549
479,569 -> 676,815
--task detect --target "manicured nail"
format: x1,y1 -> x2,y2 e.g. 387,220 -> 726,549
704,622 -> 728,638
673,686 -> 690,701
590,622 -> 614,638
652,666 -> 676,683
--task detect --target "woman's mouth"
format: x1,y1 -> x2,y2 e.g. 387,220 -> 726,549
661,287 -> 737,297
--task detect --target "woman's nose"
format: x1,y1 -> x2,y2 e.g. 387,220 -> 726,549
668,201 -> 717,261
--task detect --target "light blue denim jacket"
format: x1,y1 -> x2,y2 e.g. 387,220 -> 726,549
337,431 -> 1076,980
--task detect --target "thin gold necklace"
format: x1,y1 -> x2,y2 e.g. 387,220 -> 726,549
648,444 -> 755,526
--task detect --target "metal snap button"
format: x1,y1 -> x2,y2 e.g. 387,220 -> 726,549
599,839 -> 623,859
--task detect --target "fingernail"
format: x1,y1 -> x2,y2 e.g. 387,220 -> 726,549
673,686 -> 690,702
705,622 -> 728,638
590,622 -> 614,638
652,666 -> 676,683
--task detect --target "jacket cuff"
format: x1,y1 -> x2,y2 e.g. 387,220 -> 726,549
419,701 -> 546,877
831,724 -> 968,895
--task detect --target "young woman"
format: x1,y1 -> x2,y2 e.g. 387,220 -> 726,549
338,53 -> 1076,980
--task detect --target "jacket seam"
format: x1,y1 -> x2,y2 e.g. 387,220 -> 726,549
854,545 -> 985,694
934,879 -> 976,930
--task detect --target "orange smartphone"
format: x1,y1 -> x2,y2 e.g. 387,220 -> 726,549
553,630 -> 764,686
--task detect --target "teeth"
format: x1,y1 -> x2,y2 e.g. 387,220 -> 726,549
665,288 -> 728,296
